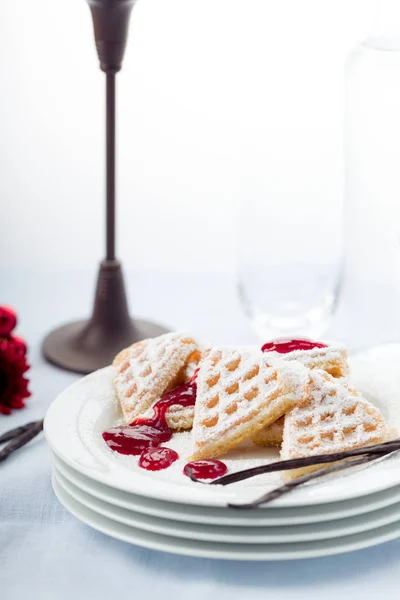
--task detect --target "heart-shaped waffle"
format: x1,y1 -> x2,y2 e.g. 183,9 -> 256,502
281,370 -> 386,479
189,348 -> 309,461
253,378 -> 360,448
263,342 -> 349,378
113,332 -> 201,425
253,343 -> 350,448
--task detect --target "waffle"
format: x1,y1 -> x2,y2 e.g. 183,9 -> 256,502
253,377 -> 360,448
253,344 -> 349,448
281,370 -> 386,479
263,343 -> 349,378
189,348 -> 310,461
142,400 -> 195,431
113,332 -> 201,426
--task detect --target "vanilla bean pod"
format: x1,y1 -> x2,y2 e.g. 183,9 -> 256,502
227,452 -> 390,509
0,420 -> 43,444
0,420 -> 44,463
206,438 -> 400,486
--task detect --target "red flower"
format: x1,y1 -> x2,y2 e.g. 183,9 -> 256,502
0,306 -> 17,337
0,307 -> 30,415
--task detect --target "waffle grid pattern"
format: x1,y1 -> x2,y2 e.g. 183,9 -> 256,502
281,370 -> 386,478
266,344 -> 349,378
190,348 -> 309,460
113,332 -> 200,424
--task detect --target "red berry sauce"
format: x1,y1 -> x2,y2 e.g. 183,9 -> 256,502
103,373 -> 228,476
139,447 -> 179,471
184,459 -> 228,480
102,422 -> 172,457
261,338 -> 327,354
103,382 -> 196,461
103,381 -> 224,476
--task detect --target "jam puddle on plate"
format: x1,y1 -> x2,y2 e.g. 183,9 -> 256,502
184,459 -> 228,480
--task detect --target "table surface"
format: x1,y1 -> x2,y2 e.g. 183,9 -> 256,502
1,269 -> 400,600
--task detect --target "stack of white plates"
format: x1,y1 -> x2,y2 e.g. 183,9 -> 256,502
45,348 -> 400,561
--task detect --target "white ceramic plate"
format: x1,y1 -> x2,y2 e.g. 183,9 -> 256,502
53,453 -> 400,527
53,466 -> 400,544
45,360 -> 400,508
52,475 -> 400,560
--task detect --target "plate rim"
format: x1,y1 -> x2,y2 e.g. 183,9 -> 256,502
53,466 -> 400,544
52,475 -> 400,561
52,452 -> 400,527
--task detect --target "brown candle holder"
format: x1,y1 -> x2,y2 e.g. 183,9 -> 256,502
42,0 -> 169,374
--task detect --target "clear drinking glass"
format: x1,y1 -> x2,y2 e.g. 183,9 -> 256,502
237,6 -> 344,341
340,0 -> 400,349
237,164 -> 343,340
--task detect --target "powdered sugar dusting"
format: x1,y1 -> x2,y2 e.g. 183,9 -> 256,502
114,332 -> 199,424
125,333 -> 195,396
282,370 -> 386,461
191,348 -> 309,458
266,343 -> 348,376
349,345 -> 400,427
272,358 -> 310,399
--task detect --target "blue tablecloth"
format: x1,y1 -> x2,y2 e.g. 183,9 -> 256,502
1,270 -> 400,600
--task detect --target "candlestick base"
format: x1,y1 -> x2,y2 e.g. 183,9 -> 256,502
42,260 -> 169,374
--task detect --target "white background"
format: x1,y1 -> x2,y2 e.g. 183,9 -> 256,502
0,0 -> 374,274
